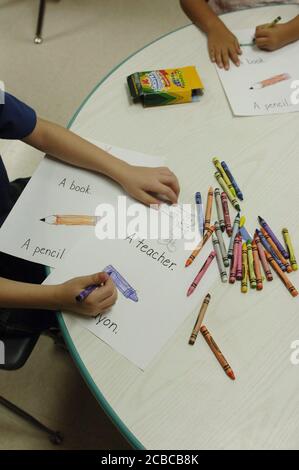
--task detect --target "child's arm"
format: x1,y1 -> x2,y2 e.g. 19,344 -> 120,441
0,272 -> 117,316
23,118 -> 180,206
255,16 -> 299,51
180,0 -> 241,69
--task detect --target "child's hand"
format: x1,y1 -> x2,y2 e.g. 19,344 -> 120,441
207,23 -> 242,70
56,272 -> 117,317
255,23 -> 292,51
117,165 -> 180,206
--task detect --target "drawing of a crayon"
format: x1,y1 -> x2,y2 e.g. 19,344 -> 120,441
40,215 -> 101,225
250,73 -> 291,90
221,192 -> 232,236
103,265 -> 138,302
195,192 -> 204,237
187,251 -> 216,296
221,161 -> 243,200
282,228 -> 297,271
214,188 -> 225,232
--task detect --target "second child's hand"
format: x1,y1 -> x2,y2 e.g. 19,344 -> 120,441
208,22 -> 242,70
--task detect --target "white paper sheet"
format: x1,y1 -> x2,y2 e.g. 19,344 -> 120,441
216,29 -> 299,116
0,139 -> 164,267
44,233 -> 218,369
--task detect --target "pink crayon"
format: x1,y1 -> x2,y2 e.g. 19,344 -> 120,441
254,234 -> 273,281
187,251 -> 216,297
236,235 -> 243,280
221,192 -> 232,237
229,235 -> 241,284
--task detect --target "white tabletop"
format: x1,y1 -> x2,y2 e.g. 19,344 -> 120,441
61,5 -> 299,450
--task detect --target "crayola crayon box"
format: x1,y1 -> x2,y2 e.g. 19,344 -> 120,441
127,66 -> 204,107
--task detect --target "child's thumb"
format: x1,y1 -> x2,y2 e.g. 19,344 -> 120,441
84,272 -> 109,286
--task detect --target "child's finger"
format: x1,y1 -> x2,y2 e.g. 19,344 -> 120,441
209,47 -> 216,62
215,49 -> 223,68
139,191 -> 161,207
156,184 -> 178,204
229,48 -> 240,66
160,175 -> 180,197
255,37 -> 269,49
255,27 -> 269,38
234,39 -> 242,55
221,49 -> 230,70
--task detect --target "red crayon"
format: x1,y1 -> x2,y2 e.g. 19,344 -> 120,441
229,234 -> 241,284
236,234 -> 243,281
187,251 -> 216,297
221,191 -> 232,237
254,234 -> 273,281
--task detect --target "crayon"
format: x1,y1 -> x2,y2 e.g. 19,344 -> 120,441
247,241 -> 256,289
256,229 -> 286,272
189,293 -> 211,345
214,188 -> 225,232
239,216 -> 246,228
212,233 -> 227,282
250,73 -> 290,90
200,325 -> 235,380
229,234 -> 241,284
187,251 -> 216,297
265,252 -> 298,298
258,216 -> 289,259
236,235 -> 243,281
41,214 -> 102,225
282,228 -> 297,271
269,16 -> 282,27
215,221 -> 229,267
221,161 -> 244,200
104,265 -> 138,302
221,192 -> 232,237
212,158 -> 236,198
254,234 -> 273,281
241,243 -> 248,293
195,192 -> 204,238
260,227 -> 292,273
240,225 -> 252,242
204,186 -> 213,233
76,284 -> 99,302
185,225 -> 215,267
228,212 -> 240,259
252,240 -> 263,290
215,171 -> 240,212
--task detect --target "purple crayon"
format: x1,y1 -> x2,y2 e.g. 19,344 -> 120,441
255,229 -> 286,272
104,265 -> 138,302
258,216 -> 289,259
76,284 -> 99,302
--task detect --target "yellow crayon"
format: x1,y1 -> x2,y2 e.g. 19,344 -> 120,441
239,216 -> 246,228
214,172 -> 241,212
282,228 -> 298,271
212,158 -> 236,198
247,241 -> 256,289
241,242 -> 248,293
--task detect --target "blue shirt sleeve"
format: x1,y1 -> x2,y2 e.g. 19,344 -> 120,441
0,92 -> 37,140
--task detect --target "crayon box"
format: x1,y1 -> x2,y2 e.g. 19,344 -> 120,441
127,66 -> 204,107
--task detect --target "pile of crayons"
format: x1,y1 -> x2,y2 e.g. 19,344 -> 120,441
185,157 -> 298,298
186,158 -> 298,380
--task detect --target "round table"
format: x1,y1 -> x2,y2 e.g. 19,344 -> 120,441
60,5 -> 299,450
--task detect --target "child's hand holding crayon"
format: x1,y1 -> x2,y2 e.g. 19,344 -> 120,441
255,17 -> 299,51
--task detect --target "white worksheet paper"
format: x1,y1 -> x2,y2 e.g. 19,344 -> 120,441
216,29 -> 299,116
0,139 -> 164,267
45,233 -> 218,370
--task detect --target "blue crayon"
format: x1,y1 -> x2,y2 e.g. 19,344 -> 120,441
240,225 -> 252,242
255,229 -> 286,272
195,192 -> 204,237
258,216 -> 289,259
76,284 -> 99,302
221,161 -> 243,200
104,265 -> 138,302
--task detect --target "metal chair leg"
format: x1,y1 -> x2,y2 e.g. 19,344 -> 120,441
34,0 -> 46,44
0,395 -> 63,444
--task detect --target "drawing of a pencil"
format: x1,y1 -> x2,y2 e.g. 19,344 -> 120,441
250,73 -> 290,90
40,215 -> 102,225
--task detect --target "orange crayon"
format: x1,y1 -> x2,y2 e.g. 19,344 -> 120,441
265,252 -> 298,297
252,240 -> 263,290
261,227 -> 292,273
204,186 -> 213,234
254,234 -> 273,281
185,225 -> 215,267
189,293 -> 211,345
200,325 -> 235,380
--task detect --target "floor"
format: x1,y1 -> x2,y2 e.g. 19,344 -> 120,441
0,0 -> 189,450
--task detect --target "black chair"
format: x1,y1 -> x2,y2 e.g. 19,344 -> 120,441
0,331 -> 63,444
